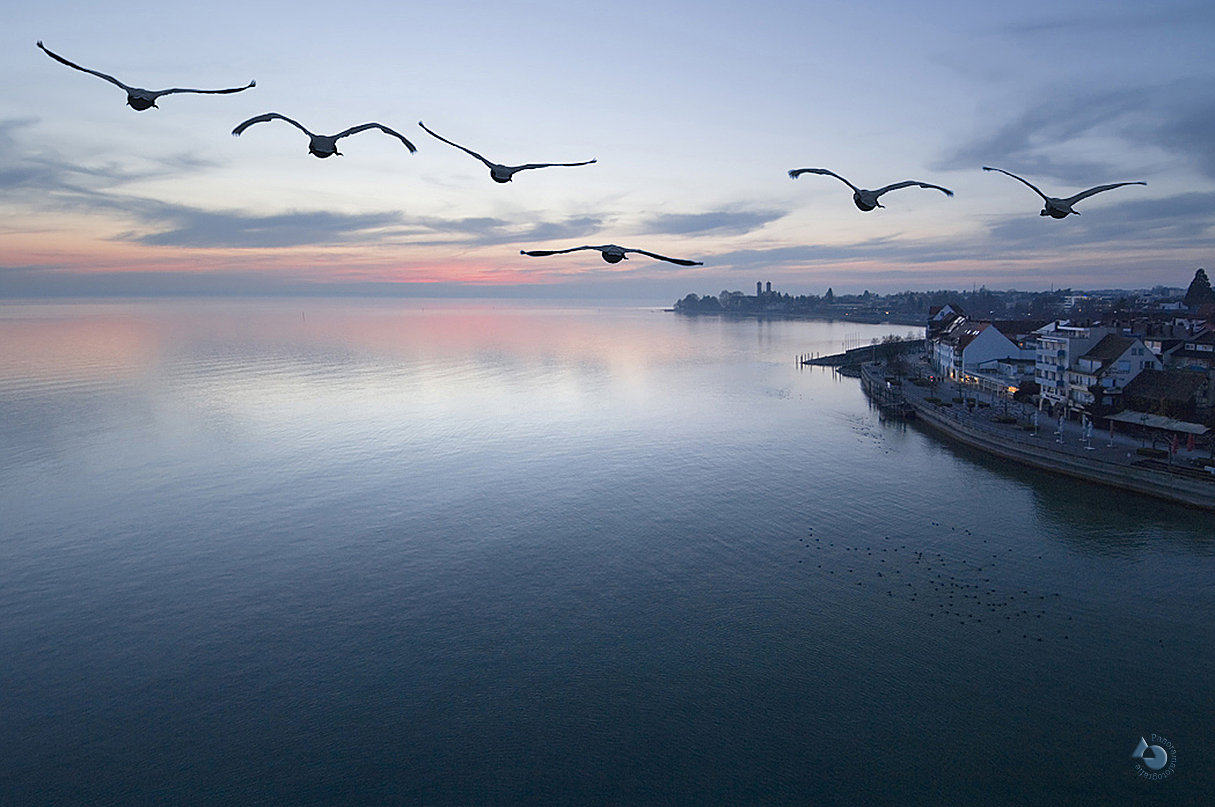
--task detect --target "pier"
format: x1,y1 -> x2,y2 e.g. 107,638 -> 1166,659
799,339 -> 926,368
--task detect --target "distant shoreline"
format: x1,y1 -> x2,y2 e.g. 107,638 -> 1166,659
670,309 -> 925,327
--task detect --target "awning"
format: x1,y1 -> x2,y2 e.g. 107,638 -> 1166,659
1107,410 -> 1209,435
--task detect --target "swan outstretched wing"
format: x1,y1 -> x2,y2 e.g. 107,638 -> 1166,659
334,123 -> 417,153
513,159 -> 597,171
626,248 -> 703,266
157,80 -> 256,98
1063,181 -> 1146,205
983,167 -> 1049,201
37,41 -> 134,92
788,168 -> 862,194
519,246 -> 599,257
232,112 -> 312,137
419,122 -> 492,166
873,180 -> 954,198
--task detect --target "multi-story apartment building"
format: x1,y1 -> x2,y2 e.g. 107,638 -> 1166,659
1034,322 -> 1116,415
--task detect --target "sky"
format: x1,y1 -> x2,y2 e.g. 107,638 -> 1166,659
3,0 -> 1214,299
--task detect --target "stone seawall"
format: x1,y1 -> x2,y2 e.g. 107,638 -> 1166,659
860,365 -> 1215,511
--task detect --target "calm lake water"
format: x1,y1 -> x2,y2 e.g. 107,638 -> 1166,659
1,298 -> 1211,806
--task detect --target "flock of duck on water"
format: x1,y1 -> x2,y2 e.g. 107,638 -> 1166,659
37,40 -> 1149,269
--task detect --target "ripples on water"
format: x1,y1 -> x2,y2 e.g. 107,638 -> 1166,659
1,298 -> 1211,806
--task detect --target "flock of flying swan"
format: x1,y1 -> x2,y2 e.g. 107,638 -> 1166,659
36,40 -> 1150,269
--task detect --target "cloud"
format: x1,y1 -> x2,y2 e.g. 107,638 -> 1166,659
0,120 -> 608,250
701,188 -> 1215,276
937,79 -> 1215,182
120,204 -> 608,250
0,119 -> 145,198
996,5 -> 1215,38
0,119 -> 217,192
1150,100 -> 1215,179
0,127 -> 407,248
411,214 -> 605,247
982,191 -> 1215,251
640,209 -> 786,236
124,206 -> 405,248
936,89 -> 1152,182
706,239 -> 968,273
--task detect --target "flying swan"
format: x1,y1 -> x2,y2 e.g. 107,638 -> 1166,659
520,245 -> 702,266
982,166 -> 1146,218
419,121 -> 595,183
787,167 -> 953,211
232,113 -> 417,158
37,40 -> 254,110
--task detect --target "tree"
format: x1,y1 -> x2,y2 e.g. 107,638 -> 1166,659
824,287 -> 835,305
876,334 -> 904,362
1184,268 -> 1215,308
1013,380 -> 1039,403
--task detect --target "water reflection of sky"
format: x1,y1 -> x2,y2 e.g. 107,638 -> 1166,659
0,298 -> 892,455
2,298 -> 1214,804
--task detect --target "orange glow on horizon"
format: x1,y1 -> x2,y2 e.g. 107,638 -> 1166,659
5,222 -> 1207,294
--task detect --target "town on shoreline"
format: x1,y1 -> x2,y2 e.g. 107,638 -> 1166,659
671,279 -> 1188,327
675,272 -> 1215,507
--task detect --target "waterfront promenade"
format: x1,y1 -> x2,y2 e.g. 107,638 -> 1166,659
858,362 -> 1215,510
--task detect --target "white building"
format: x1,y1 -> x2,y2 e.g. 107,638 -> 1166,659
972,357 -> 1036,395
1034,322 -> 1117,414
1067,334 -> 1162,410
933,320 -> 1038,381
